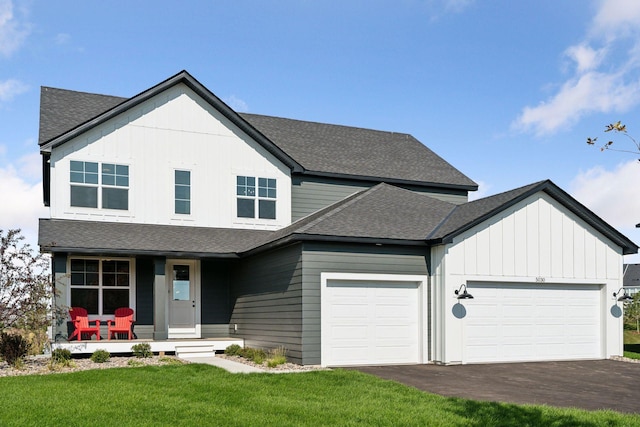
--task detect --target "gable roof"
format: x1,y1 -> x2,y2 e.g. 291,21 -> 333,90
427,180 -> 638,254
38,70 -> 476,190
623,264 -> 640,287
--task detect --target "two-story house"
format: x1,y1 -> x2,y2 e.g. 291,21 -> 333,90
38,70 -> 637,366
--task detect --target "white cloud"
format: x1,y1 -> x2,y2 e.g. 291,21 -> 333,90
54,33 -> 70,45
441,0 -> 474,13
0,78 -> 28,102
0,0 -> 30,57
513,0 -> 640,136
0,153 -> 49,250
467,179 -> 491,201
570,159 -> 640,230
224,94 -> 249,112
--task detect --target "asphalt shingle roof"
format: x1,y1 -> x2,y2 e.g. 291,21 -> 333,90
38,71 -> 476,189
38,219 -> 271,256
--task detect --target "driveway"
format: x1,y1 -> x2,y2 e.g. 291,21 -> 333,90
351,360 -> 639,413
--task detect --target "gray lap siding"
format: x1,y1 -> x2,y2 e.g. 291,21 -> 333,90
300,242 -> 430,365
229,244 -> 304,363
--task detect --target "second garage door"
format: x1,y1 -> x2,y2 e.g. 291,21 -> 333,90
321,278 -> 422,367
464,283 -> 603,363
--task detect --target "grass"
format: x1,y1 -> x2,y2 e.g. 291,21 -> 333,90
624,330 -> 640,359
0,365 -> 638,426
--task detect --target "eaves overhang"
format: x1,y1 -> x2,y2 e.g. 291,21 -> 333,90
293,170 -> 479,192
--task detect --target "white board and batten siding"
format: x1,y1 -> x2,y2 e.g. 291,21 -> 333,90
320,273 -> 428,367
49,83 -> 291,230
432,192 -> 624,364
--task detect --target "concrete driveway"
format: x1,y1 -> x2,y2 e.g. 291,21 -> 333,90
352,360 -> 639,413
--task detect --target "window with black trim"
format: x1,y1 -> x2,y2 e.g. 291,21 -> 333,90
70,161 -> 129,210
70,258 -> 130,315
237,176 -> 276,219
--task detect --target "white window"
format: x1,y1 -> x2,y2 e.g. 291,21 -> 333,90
70,161 -> 129,210
70,258 -> 132,316
175,170 -> 191,214
237,176 -> 276,219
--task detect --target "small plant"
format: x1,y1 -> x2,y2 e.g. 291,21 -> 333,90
0,332 -> 29,367
127,359 -> 144,367
90,349 -> 110,363
160,356 -> 184,365
266,346 -> 287,368
131,342 -> 153,358
239,347 -> 267,364
224,344 -> 242,356
51,348 -> 72,365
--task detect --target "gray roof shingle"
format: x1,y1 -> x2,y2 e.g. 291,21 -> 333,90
38,71 -> 476,189
39,219 -> 271,256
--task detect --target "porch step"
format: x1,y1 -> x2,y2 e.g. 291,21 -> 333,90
175,345 -> 217,359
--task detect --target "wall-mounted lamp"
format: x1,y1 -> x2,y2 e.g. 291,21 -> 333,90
455,284 -> 474,300
613,287 -> 633,302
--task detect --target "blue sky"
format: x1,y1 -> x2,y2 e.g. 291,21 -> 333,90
2,0 -> 640,261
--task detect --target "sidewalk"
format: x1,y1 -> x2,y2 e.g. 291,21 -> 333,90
179,355 -> 265,373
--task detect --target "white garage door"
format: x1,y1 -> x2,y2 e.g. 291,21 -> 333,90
464,283 -> 603,363
322,279 -> 422,367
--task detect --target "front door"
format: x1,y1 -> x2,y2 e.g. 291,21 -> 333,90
168,260 -> 200,338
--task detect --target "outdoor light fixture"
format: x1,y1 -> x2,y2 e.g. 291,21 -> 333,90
455,284 -> 474,300
613,287 -> 633,302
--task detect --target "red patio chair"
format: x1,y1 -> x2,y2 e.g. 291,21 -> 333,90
69,307 -> 101,341
107,307 -> 134,340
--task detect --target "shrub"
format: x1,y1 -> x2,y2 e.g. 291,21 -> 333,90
224,344 -> 242,356
266,346 -> 287,368
131,342 -> 153,358
90,349 -> 110,363
51,348 -> 72,364
0,332 -> 29,367
239,347 -> 267,364
127,359 -> 144,367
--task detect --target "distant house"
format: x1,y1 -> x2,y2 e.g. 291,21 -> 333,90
623,264 -> 640,297
38,70 -> 638,366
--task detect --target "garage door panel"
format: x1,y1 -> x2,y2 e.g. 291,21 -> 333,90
465,283 -> 602,363
323,278 -> 421,366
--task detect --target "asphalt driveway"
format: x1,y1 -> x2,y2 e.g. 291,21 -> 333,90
351,360 -> 639,413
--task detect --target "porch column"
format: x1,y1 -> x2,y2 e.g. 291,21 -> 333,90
153,258 -> 167,340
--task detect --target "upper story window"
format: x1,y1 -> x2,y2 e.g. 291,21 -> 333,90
236,175 -> 276,220
70,161 -> 129,210
175,170 -> 191,214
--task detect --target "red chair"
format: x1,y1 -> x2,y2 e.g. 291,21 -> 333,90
107,307 -> 134,340
69,307 -> 101,341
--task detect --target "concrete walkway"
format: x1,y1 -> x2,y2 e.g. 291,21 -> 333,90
179,355 -> 265,373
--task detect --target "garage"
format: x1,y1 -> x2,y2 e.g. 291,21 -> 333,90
463,283 -> 603,363
321,274 -> 426,367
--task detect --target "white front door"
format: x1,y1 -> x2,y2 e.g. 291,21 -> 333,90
168,260 -> 200,338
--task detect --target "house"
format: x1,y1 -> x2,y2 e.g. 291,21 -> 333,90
38,70 -> 638,366
623,264 -> 640,297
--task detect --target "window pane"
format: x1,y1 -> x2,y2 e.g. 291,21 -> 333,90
116,176 -> 129,187
175,185 -> 190,200
103,289 -> 129,315
116,165 -> 129,176
71,273 -> 85,286
85,162 -> 98,173
102,163 -> 115,174
259,199 -> 276,219
85,172 -> 98,185
71,186 -> 98,208
103,273 -> 116,287
103,261 -> 115,273
237,198 -> 254,218
70,172 -> 84,183
175,170 -> 190,185
70,161 -> 83,172
175,200 -> 190,215
71,289 -> 99,315
102,174 -> 115,186
258,177 -> 277,198
102,188 -> 128,210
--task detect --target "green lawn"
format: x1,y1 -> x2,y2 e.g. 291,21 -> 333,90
0,364 -> 637,426
624,330 -> 640,359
